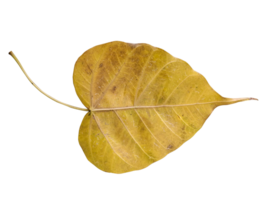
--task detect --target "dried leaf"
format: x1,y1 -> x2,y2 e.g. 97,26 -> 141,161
73,41 -> 254,173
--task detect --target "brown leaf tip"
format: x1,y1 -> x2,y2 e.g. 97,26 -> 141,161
8,51 -> 13,55
249,96 -> 259,103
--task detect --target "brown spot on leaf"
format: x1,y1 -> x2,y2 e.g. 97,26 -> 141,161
99,63 -> 103,68
112,86 -> 117,93
167,144 -> 173,150
82,61 -> 92,75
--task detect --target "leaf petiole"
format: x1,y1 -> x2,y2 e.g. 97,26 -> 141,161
8,49 -> 90,112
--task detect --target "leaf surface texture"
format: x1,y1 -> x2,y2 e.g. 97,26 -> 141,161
73,41 -> 247,173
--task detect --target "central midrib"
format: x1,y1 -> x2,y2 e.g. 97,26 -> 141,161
90,98 -> 247,112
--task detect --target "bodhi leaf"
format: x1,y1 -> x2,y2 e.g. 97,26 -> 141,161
73,41 -> 255,173
8,42 -> 256,174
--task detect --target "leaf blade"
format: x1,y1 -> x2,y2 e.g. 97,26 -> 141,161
74,41 -> 254,173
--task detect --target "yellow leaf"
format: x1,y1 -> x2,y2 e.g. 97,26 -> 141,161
9,43 -> 257,174
73,41 -> 256,173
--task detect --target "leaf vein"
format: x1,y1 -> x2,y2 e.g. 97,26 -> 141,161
92,99 -> 241,112
163,74 -> 197,104
90,45 -> 109,108
114,111 -> 155,160
88,115 -> 95,163
92,114 -> 136,168
94,46 -> 139,108
171,108 -> 195,129
134,109 -> 167,149
134,48 -> 156,105
153,108 -> 182,140
186,106 -> 198,125
136,59 -> 178,104
192,89 -> 206,119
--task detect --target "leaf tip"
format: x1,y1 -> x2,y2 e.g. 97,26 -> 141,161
8,51 -> 13,56
249,96 -> 259,103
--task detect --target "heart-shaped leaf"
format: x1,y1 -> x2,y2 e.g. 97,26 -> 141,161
73,41 -> 255,173
9,42 -> 256,174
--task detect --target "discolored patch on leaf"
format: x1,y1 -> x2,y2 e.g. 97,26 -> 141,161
112,86 -> 117,93
167,144 -> 173,150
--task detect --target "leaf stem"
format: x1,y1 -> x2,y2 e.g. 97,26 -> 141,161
8,49 -> 90,112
